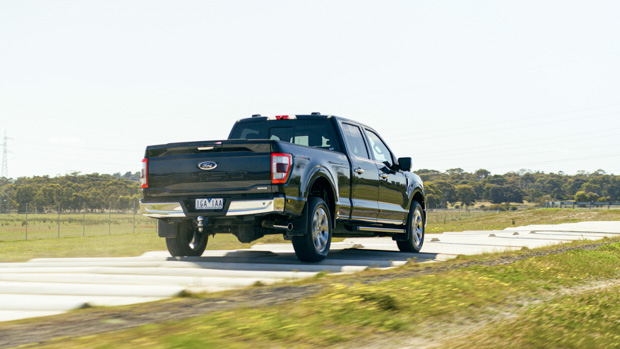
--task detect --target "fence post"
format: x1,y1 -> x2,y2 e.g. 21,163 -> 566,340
25,203 -> 28,240
57,204 -> 60,238
82,204 -> 85,237
132,200 -> 136,234
108,202 -> 112,235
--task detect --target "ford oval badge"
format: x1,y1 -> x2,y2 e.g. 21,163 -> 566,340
198,161 -> 218,171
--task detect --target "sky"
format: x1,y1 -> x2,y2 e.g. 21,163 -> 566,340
1,0 -> 620,179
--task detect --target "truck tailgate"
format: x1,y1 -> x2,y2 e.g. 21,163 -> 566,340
145,140 -> 273,197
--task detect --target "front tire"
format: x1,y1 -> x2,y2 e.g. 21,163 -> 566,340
397,201 -> 424,252
165,220 -> 208,257
292,197 -> 332,262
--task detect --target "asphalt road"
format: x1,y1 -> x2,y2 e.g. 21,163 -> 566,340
1,221 -> 619,322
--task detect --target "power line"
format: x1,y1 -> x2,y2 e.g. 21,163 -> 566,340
415,130 -> 620,161
392,110 -> 620,143
399,101 -> 620,138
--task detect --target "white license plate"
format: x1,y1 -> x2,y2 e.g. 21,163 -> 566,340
195,198 -> 224,210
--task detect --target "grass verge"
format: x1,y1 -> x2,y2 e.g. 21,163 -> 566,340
425,207 -> 620,233
21,237 -> 620,349
448,283 -> 620,349
2,208 -> 619,262
0,233 -> 285,262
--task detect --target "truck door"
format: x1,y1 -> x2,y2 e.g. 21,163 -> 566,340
364,129 -> 409,224
341,123 -> 379,223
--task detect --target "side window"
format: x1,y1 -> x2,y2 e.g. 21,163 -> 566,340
365,130 -> 393,167
342,124 -> 370,159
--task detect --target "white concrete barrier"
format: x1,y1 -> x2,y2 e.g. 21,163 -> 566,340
1,221 -> 618,323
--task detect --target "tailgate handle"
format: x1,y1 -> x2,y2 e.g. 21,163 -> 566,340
354,167 -> 365,174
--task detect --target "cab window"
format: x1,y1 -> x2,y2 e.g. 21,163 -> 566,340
341,124 -> 370,159
229,119 -> 341,152
365,130 -> 393,167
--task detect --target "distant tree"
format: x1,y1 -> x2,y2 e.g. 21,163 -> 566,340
575,191 -> 600,202
474,169 -> 490,180
487,175 -> 507,185
485,184 -> 523,204
446,168 -> 465,176
423,182 -> 443,209
456,184 -> 476,207
520,172 -> 536,189
574,191 -> 588,202
581,182 -> 601,195
434,180 -> 457,207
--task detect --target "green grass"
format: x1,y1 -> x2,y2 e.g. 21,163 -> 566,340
449,283 -> 620,348
0,213 -> 157,241
2,208 -> 619,262
426,207 -> 620,233
29,238 -> 620,348
0,229 -> 286,262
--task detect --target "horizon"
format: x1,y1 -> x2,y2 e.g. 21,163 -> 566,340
1,166 -> 617,181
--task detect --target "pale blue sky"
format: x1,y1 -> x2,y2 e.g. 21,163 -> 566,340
1,0 -> 619,178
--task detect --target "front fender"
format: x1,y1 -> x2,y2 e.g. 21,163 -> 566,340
406,172 -> 426,212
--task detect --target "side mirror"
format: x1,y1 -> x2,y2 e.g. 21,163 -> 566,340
398,157 -> 412,172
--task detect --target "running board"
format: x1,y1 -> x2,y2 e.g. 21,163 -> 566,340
354,226 -> 406,234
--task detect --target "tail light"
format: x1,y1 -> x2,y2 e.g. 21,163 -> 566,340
141,158 -> 149,189
271,153 -> 292,184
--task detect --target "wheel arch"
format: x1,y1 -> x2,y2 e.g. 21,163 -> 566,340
410,187 -> 426,223
307,173 -> 337,228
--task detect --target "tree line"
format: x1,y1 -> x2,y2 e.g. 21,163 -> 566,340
0,172 -> 141,213
1,168 -> 619,213
419,168 -> 620,209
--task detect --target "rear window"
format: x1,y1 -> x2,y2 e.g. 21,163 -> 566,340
229,119 -> 342,152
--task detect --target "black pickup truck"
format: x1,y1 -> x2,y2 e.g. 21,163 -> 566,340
140,113 -> 426,262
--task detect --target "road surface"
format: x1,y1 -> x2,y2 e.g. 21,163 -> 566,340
1,221 -> 619,322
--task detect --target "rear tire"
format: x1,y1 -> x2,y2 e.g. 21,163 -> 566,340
292,197 -> 332,262
165,220 -> 208,257
397,201 -> 424,253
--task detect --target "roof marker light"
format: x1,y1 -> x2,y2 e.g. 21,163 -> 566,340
269,115 -> 297,120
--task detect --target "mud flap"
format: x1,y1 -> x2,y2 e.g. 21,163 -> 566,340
287,202 -> 309,237
158,220 -> 182,238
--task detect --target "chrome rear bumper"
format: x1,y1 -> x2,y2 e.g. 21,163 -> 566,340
140,197 -> 285,218
140,201 -> 186,218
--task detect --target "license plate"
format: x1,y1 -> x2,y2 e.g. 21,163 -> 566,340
195,198 -> 224,210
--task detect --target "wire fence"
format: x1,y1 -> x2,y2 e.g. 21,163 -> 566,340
1,205 -> 502,242
426,208 -> 497,224
546,201 -> 620,209
0,208 -> 156,241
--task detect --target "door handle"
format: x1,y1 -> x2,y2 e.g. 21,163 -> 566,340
380,173 -> 389,180
354,167 -> 365,174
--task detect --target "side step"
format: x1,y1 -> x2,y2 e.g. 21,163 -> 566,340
354,226 -> 406,234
